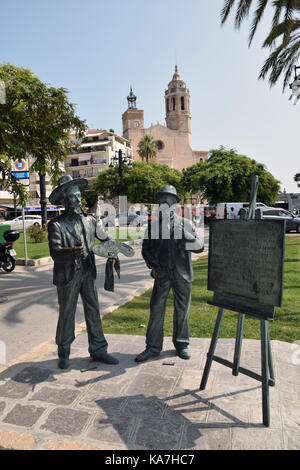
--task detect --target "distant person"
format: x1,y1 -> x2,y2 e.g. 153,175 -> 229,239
228,207 -> 237,219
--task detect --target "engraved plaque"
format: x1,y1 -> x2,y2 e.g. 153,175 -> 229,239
207,220 -> 285,320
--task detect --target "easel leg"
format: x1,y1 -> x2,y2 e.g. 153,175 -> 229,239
267,324 -> 275,386
200,308 -> 224,390
233,313 -> 245,376
261,320 -> 270,427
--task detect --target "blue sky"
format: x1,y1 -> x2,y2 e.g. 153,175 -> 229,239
1,0 -> 299,192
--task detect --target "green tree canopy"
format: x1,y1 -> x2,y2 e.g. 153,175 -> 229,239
221,0 -> 300,90
137,135 -> 157,163
182,148 -> 280,206
0,63 -> 86,210
93,161 -> 185,204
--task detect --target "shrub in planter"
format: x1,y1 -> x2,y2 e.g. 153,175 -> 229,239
28,224 -> 47,243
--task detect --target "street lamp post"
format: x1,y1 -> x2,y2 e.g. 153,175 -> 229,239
109,149 -> 133,195
289,66 -> 300,105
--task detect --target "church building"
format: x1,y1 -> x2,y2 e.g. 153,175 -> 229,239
122,66 -> 208,171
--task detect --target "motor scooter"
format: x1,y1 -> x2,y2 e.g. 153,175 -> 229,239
0,230 -> 20,272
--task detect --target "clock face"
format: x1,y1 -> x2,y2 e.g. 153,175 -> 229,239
133,121 -> 139,127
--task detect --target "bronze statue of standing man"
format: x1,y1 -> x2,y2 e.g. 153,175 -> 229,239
135,185 -> 204,362
48,175 -> 119,369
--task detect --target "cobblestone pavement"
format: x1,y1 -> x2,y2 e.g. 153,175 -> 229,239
0,333 -> 299,450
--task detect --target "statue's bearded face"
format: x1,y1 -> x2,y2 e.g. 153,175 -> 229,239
63,186 -> 83,214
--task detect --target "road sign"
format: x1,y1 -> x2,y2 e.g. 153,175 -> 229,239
14,160 -> 26,171
12,171 -> 29,179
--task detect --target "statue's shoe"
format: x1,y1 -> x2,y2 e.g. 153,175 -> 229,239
58,358 -> 70,369
135,349 -> 160,363
91,351 -> 119,365
176,348 -> 191,360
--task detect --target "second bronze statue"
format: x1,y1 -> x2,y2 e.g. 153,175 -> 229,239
136,185 -> 204,363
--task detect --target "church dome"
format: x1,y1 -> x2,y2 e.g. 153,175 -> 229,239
167,65 -> 187,91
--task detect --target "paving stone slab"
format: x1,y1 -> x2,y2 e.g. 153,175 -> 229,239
12,366 -> 53,385
183,425 -> 231,450
164,389 -> 210,424
283,427 -> 300,450
40,407 -> 91,436
3,404 -> 45,427
277,363 -> 300,384
206,401 -> 249,425
212,383 -> 261,404
140,361 -> 182,378
77,390 -> 127,413
133,417 -> 183,450
30,386 -> 81,406
122,396 -> 166,419
0,380 -> 32,399
281,403 -> 300,429
231,427 -> 283,450
126,372 -> 177,399
87,413 -> 135,447
0,402 -> 6,416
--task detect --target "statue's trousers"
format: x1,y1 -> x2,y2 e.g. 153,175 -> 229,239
55,269 -> 108,358
146,275 -> 191,354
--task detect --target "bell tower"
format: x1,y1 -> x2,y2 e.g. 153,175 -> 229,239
122,86 -> 144,141
165,65 -> 191,134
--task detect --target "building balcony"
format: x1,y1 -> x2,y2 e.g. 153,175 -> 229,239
66,159 -> 108,168
69,141 -> 110,155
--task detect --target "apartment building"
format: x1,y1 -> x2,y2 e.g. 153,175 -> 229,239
65,129 -> 133,185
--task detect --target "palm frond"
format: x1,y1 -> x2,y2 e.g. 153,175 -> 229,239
249,0 -> 269,45
259,36 -> 300,89
221,0 -> 300,89
221,0 -> 238,25
263,18 -> 300,47
235,0 -> 253,28
281,0 -> 298,45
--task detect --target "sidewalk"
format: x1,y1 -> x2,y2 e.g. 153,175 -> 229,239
0,332 -> 299,450
0,235 -> 299,450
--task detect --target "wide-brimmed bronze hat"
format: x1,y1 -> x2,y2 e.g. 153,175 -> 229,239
49,174 -> 88,205
155,185 -> 180,202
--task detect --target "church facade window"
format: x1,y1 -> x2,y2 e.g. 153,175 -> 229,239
172,97 -> 176,111
156,140 -> 164,150
181,96 -> 185,110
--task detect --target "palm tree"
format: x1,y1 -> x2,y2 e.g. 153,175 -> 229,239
221,0 -> 300,90
260,14 -> 300,89
294,173 -> 300,186
137,135 -> 157,163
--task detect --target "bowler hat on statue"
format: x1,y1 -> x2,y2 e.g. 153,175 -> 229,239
49,174 -> 88,205
156,185 -> 180,203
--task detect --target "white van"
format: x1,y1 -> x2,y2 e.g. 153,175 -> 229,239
216,202 -> 267,219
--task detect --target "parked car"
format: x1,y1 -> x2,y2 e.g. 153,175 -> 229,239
0,215 -> 42,230
216,202 -> 267,219
204,205 -> 216,224
261,208 -> 300,233
117,213 -> 147,227
100,213 -> 116,228
100,211 -> 147,228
